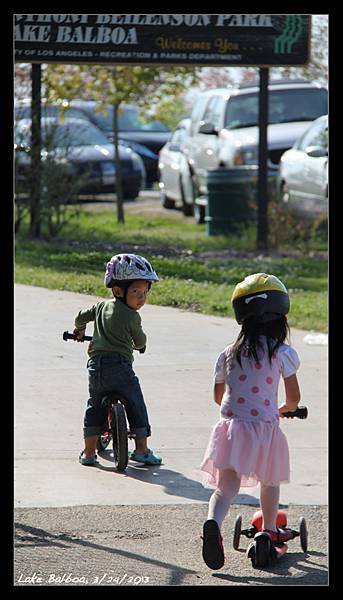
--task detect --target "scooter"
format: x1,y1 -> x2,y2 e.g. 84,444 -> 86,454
233,509 -> 308,568
233,405 -> 308,569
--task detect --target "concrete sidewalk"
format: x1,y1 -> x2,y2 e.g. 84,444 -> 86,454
15,284 -> 328,508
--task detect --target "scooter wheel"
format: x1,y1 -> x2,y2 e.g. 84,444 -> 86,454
299,517 -> 308,552
254,532 -> 273,568
233,515 -> 242,550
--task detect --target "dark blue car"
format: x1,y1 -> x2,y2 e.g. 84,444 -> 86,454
70,100 -> 171,186
15,117 -> 146,199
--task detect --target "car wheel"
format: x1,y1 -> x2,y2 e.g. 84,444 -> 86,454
123,189 -> 140,201
194,203 -> 205,225
180,179 -> 194,216
160,191 -> 176,209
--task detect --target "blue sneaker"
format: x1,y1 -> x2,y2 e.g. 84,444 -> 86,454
129,449 -> 162,465
79,451 -> 98,466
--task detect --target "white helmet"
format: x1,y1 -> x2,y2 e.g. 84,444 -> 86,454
104,253 -> 159,288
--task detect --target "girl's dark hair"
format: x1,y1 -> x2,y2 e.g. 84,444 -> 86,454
231,316 -> 290,367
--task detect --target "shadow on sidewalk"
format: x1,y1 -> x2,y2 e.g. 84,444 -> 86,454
212,550 -> 328,585
96,450 -> 262,506
15,522 -> 196,586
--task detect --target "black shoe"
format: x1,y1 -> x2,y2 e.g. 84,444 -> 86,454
202,519 -> 225,570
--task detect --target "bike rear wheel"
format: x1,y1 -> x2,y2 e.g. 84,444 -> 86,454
111,403 -> 128,471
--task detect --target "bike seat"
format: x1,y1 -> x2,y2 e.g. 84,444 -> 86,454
102,393 -> 121,405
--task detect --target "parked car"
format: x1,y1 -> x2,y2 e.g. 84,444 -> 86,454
15,98 -> 90,122
278,115 -> 328,215
158,118 -> 195,215
183,79 -> 328,221
69,100 -> 171,186
15,99 -> 171,186
15,117 -> 146,199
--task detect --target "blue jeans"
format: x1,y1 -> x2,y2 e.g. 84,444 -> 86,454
84,352 -> 151,440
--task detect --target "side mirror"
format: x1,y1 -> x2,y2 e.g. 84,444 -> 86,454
198,121 -> 218,135
305,145 -> 328,158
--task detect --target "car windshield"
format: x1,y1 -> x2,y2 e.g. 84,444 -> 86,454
90,105 -> 170,133
15,120 -> 110,147
15,105 -> 90,122
225,88 -> 328,129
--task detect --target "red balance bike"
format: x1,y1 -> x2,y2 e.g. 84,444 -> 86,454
233,406 -> 308,569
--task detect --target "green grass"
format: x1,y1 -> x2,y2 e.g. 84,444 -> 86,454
57,210 -> 258,252
15,209 -> 328,332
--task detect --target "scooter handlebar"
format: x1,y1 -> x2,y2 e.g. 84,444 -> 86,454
282,406 -> 308,419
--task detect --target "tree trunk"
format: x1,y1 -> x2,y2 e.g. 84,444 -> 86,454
112,103 -> 125,224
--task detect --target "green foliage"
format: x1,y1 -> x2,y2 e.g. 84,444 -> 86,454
15,207 -> 327,332
44,64 -> 199,120
268,201 -> 328,251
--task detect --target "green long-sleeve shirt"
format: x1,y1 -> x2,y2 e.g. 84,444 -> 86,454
74,298 -> 146,363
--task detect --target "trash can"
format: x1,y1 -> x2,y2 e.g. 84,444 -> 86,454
205,166 -> 278,236
205,167 -> 257,236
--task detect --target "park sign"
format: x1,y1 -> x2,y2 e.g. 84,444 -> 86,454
15,14 -> 311,66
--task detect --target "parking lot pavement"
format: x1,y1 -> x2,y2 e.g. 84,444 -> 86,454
14,503 -> 328,586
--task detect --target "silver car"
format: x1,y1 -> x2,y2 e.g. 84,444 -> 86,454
158,118 -> 194,216
278,115 -> 328,215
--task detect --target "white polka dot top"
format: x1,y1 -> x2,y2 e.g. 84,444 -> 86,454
214,337 -> 300,423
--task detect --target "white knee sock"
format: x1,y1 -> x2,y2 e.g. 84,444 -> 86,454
260,484 -> 280,531
207,469 -> 241,529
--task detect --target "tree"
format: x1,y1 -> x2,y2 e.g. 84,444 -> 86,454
234,15 -> 328,86
44,64 -> 199,223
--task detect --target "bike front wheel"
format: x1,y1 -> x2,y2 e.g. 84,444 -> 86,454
111,403 -> 128,471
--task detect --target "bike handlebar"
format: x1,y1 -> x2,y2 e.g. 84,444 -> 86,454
63,331 -> 92,342
281,406 -> 308,419
62,331 -> 146,353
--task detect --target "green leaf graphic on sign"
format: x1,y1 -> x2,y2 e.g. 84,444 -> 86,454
274,15 -> 304,54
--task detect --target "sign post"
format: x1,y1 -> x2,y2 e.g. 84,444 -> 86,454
29,63 -> 41,238
257,68 -> 269,250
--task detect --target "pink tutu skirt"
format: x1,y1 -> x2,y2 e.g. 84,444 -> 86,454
200,418 -> 290,488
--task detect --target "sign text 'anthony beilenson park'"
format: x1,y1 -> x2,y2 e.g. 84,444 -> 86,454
15,14 -> 310,66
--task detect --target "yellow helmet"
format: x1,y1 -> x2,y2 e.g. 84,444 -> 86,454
231,273 -> 289,324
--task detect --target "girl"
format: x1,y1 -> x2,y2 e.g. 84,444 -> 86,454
200,273 -> 301,570
73,253 -> 162,467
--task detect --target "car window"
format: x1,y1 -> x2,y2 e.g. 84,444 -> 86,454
190,95 -> 211,135
202,95 -> 225,128
15,105 -> 90,122
296,119 -> 328,151
51,122 -> 110,146
89,105 -> 170,133
170,128 -> 187,145
224,88 -> 328,129
15,120 -> 109,147
225,94 -> 258,129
